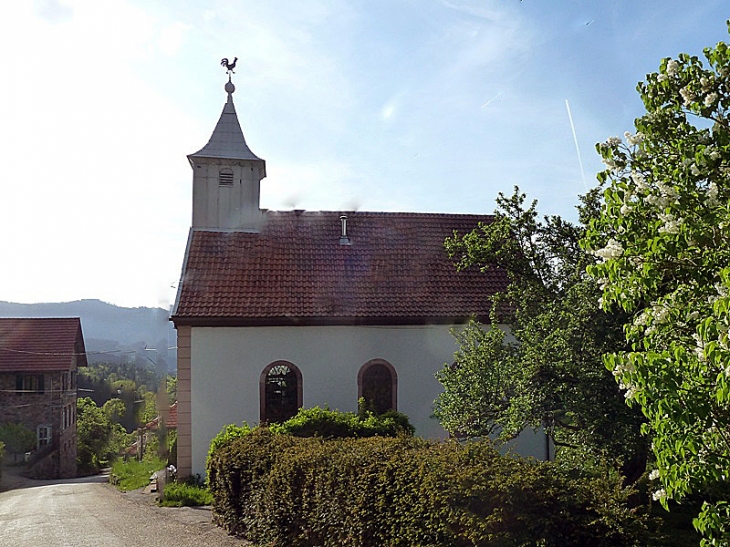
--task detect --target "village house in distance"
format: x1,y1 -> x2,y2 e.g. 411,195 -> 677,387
171,73 -> 549,479
0,317 -> 87,478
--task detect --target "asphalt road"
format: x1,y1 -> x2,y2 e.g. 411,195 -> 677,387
0,469 -> 250,547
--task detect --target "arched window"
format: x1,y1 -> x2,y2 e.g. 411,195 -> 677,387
260,361 -> 302,423
358,359 -> 397,415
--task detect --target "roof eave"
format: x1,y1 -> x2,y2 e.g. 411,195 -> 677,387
170,314 -> 491,328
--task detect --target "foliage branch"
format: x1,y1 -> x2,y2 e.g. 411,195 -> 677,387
433,188 -> 646,475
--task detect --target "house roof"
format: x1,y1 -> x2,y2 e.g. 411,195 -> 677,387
144,401 -> 178,431
172,211 -> 507,326
0,318 -> 88,372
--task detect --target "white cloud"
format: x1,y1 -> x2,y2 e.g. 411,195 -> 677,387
158,21 -> 191,56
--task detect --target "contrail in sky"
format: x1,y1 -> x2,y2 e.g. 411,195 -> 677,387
481,90 -> 508,108
565,99 -> 588,191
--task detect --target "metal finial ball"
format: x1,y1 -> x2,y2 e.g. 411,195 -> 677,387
225,80 -> 235,94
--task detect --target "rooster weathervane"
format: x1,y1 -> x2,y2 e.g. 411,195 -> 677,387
221,57 -> 237,74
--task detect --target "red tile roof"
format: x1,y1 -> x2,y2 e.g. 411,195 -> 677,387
167,401 -> 178,429
172,211 -> 507,326
144,401 -> 178,431
0,318 -> 88,372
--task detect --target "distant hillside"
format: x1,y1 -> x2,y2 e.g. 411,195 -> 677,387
0,299 -> 176,371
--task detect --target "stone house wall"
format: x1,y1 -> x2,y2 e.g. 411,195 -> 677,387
0,370 -> 79,478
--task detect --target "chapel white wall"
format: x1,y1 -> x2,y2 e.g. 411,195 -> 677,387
189,323 -> 546,477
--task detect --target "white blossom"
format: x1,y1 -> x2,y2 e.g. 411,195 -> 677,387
631,171 -> 649,191
657,74 -> 668,83
680,87 -> 695,106
645,194 -> 671,209
715,282 -> 729,298
593,239 -> 624,261
634,309 -> 650,327
705,92 -> 719,107
656,181 -> 678,199
691,163 -> 701,176
605,136 -> 622,146
652,304 -> 670,324
649,469 -> 660,481
667,60 -> 679,76
693,334 -> 707,363
652,488 -> 667,501
658,213 -> 681,234
620,203 -> 631,216
707,182 -> 719,207
624,131 -> 645,146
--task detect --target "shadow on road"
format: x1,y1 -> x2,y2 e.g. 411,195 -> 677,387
0,463 -> 109,492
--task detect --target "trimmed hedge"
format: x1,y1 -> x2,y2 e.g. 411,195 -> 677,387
208,429 -> 649,546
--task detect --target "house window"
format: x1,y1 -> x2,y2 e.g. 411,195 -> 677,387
15,374 -> 45,394
219,168 -> 234,186
358,359 -> 397,415
61,372 -> 68,392
260,361 -> 302,423
37,425 -> 51,448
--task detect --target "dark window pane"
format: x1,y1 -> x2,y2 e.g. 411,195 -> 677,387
362,364 -> 393,415
264,365 -> 298,423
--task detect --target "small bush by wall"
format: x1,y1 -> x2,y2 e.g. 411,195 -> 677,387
269,406 -> 414,438
207,429 -> 649,547
159,482 -> 213,507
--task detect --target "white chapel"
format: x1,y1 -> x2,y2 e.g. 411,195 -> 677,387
171,76 -> 547,478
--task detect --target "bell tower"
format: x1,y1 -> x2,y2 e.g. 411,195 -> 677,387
188,75 -> 266,231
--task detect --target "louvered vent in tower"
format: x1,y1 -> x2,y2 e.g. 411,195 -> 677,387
219,169 -> 234,186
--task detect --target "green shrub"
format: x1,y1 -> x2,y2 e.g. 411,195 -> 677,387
208,431 -> 649,547
159,482 -> 213,507
206,422 -> 251,470
268,406 -> 414,438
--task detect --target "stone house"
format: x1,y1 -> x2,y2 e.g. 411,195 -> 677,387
0,317 -> 87,478
171,78 -> 548,478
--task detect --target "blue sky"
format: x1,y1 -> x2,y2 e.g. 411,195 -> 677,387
0,0 -> 727,308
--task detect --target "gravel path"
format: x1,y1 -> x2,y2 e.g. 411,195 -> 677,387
0,466 -> 250,547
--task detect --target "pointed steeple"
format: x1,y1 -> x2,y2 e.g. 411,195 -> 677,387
188,75 -> 267,231
189,77 -> 265,168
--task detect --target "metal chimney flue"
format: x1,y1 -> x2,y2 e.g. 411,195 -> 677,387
339,215 -> 352,245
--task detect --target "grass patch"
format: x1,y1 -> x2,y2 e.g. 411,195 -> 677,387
159,482 -> 213,507
110,457 -> 165,491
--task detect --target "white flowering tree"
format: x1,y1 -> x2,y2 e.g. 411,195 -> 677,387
584,27 -> 730,546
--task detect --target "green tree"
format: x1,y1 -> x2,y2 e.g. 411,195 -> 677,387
166,374 -> 177,403
0,423 -> 36,462
584,25 -> 730,545
434,189 -> 646,477
77,397 -> 128,473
